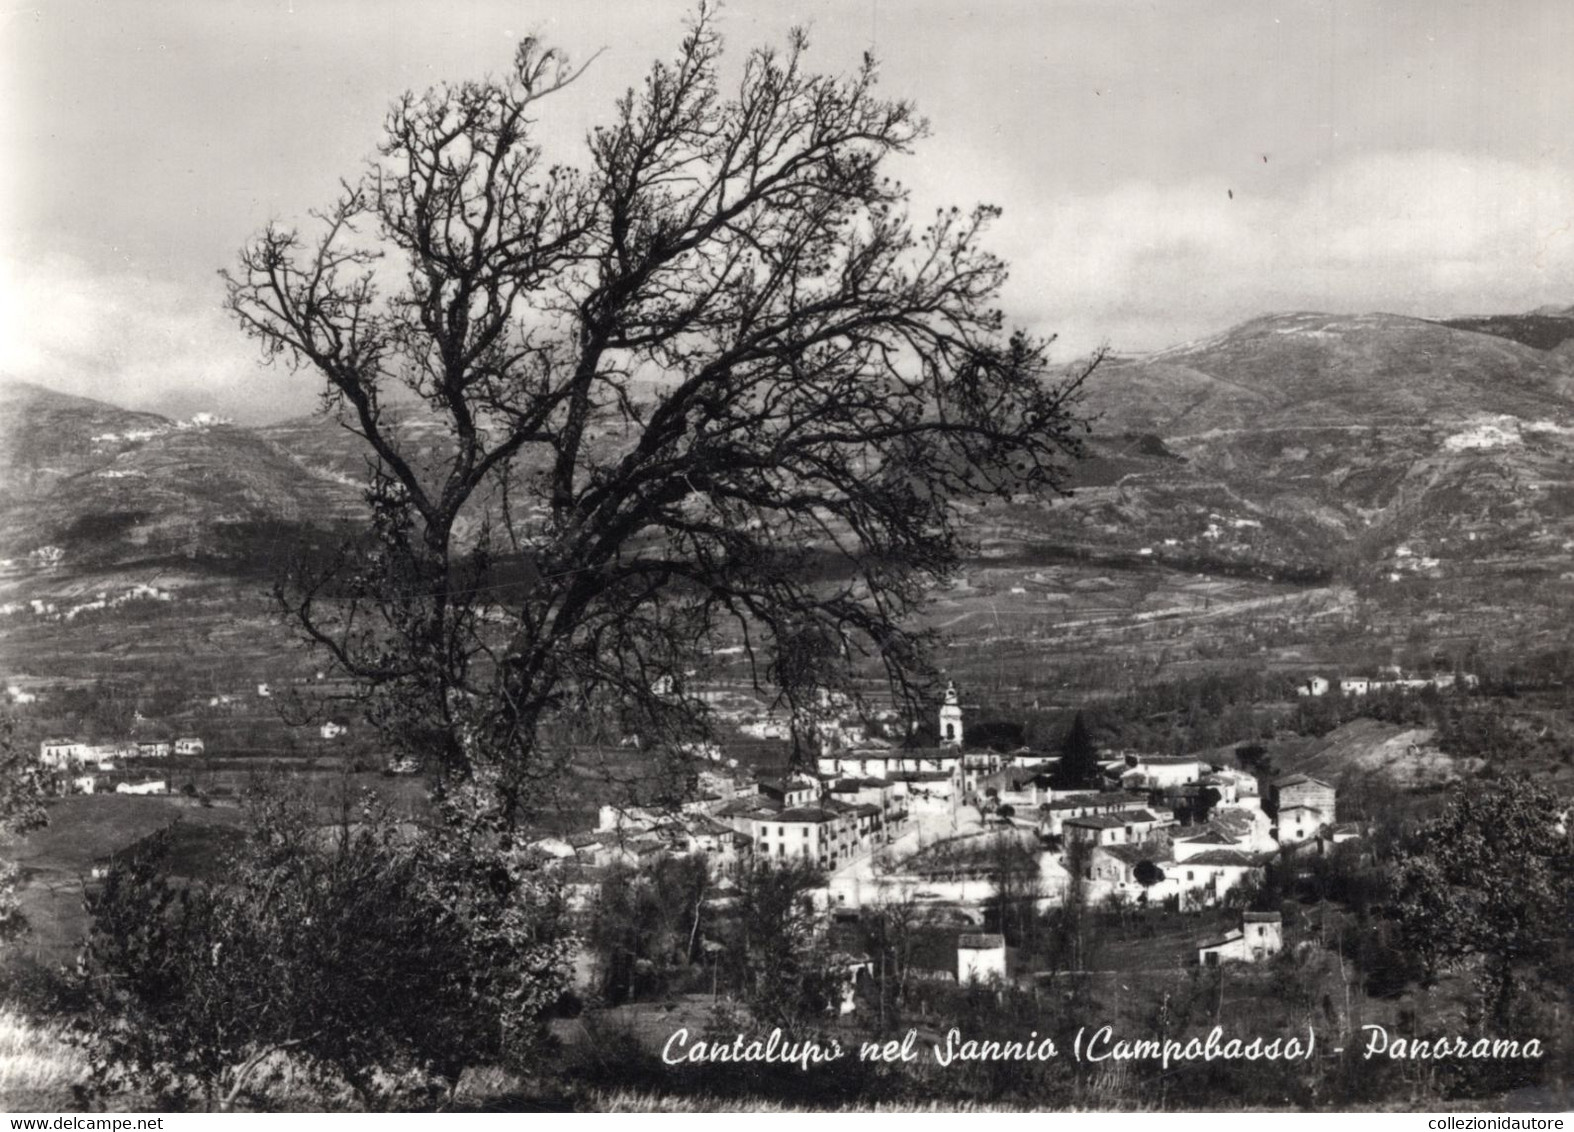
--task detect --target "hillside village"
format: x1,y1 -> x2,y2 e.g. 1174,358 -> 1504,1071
524,681 -> 1352,983
14,673 -> 1361,985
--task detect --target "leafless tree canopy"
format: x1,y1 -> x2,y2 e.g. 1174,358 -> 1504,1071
224,4 -> 1097,820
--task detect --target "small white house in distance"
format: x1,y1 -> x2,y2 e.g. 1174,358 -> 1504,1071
71,775 -> 97,794
1197,911 -> 1282,965
1296,676 -> 1330,697
320,721 -> 348,740
257,683 -> 272,697
174,737 -> 205,755
957,932 -> 1008,983
116,780 -> 168,796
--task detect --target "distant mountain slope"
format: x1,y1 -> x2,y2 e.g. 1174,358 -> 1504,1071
1052,312 -> 1574,579
11,304 -> 1574,586
1085,312 -> 1574,433
0,380 -> 173,491
0,380 -> 362,570
1435,311 -> 1574,351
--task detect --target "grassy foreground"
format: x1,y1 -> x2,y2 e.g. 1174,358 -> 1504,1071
0,1009 -> 89,1111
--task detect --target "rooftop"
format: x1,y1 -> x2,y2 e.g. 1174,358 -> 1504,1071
1064,814 -> 1131,830
1047,792 -> 1148,811
1273,773 -> 1332,789
1184,849 -> 1266,867
1198,928 -> 1245,950
1209,811 -> 1256,837
757,778 -> 813,794
1176,830 -> 1237,845
721,797 -> 780,817
1242,911 -> 1282,923
958,932 -> 1005,950
1096,842 -> 1171,866
774,806 -> 840,824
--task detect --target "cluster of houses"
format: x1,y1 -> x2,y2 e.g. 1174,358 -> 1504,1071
0,584 -> 175,623
37,735 -> 204,794
536,683 -> 1353,980
0,599 -> 58,617
39,735 -> 205,768
1048,756 -> 1346,913
1296,669 -> 1478,697
534,769 -> 910,884
953,907 -> 1288,983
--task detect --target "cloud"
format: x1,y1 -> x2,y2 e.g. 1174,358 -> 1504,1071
0,249 -> 318,423
5,148 -> 1573,420
991,150 -> 1574,358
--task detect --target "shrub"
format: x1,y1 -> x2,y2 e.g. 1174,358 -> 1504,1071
76,781 -> 570,1110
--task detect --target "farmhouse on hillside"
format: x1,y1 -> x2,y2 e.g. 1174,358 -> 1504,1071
1197,911 -> 1283,965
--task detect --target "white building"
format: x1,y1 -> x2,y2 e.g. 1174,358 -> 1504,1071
1175,850 -> 1268,908
1119,754 -> 1204,790
39,738 -> 86,768
174,737 -> 205,755
1063,808 -> 1171,848
1271,774 -> 1336,842
939,681 -> 964,747
1038,792 -> 1151,838
957,932 -> 1008,983
1198,912 -> 1283,965
748,805 -> 859,869
320,721 -> 348,739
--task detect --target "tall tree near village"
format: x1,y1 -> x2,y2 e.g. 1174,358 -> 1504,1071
1054,711 -> 1100,790
224,4 -> 1097,823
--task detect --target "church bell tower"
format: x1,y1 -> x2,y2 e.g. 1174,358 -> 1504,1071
939,680 -> 963,747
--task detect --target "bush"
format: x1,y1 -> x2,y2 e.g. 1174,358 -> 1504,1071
76,781 -> 570,1110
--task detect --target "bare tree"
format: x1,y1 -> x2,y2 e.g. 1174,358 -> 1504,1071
224,4 -> 1098,822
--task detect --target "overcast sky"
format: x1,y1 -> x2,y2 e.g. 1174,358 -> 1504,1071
4,0 -> 1574,423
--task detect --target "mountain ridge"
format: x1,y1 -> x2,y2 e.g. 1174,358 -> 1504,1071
7,303 -> 1574,588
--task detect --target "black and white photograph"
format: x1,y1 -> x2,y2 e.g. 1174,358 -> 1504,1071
2,0 -> 1572,1114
